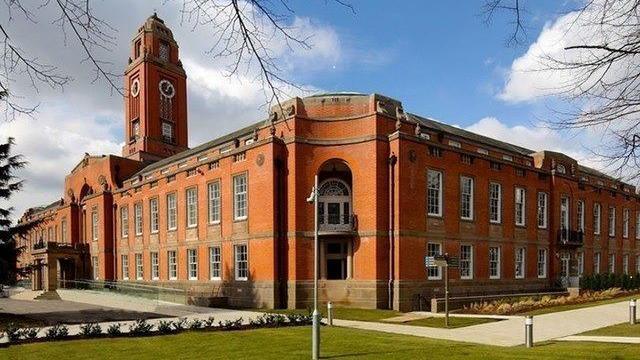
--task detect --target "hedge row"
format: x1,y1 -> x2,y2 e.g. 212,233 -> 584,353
2,312 -> 313,345
579,273 -> 640,291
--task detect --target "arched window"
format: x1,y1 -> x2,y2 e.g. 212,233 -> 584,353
318,179 -> 351,228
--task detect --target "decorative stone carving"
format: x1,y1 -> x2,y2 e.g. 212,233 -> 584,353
396,106 -> 407,121
395,118 -> 402,131
256,154 -> 265,166
252,128 -> 259,141
414,122 -> 421,136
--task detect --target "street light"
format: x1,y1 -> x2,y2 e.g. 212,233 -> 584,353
306,174 -> 320,360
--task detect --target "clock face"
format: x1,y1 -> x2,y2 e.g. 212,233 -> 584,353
159,79 -> 175,98
130,79 -> 140,97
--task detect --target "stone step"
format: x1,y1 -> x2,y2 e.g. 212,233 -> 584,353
34,290 -> 61,300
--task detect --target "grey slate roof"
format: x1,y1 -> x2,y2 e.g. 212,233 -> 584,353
130,119 -> 265,179
409,113 -> 535,156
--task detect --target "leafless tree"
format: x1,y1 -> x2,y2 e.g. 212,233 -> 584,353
484,0 -> 640,182
482,0 -> 528,47
0,0 -> 353,120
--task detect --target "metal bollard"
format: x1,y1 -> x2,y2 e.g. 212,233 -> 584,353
525,315 -> 534,348
630,299 -> 637,325
327,302 -> 333,326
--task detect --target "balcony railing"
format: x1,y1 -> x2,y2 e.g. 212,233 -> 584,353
319,214 -> 357,234
557,228 -> 584,247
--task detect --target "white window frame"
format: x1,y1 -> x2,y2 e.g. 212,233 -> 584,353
515,247 -> 525,279
636,212 -> 640,240
594,252 -> 601,274
208,181 -> 221,224
489,246 -> 501,279
186,187 -> 198,228
537,249 -> 547,278
427,243 -> 442,280
188,249 -> 198,280
167,193 -> 177,230
168,250 -> 177,280
134,202 -> 143,236
609,206 -> 616,237
623,254 -> 629,275
233,173 -> 248,220
91,209 -> 98,241
577,251 -> 584,275
427,170 -> 443,217
609,253 -> 615,273
537,192 -> 548,229
489,182 -> 501,224
120,206 -> 128,238
121,254 -> 129,280
135,253 -> 143,280
151,252 -> 159,280
61,218 -> 67,242
594,203 -> 601,235
560,197 -> 570,238
150,198 -> 159,233
234,244 -> 248,281
515,187 -> 526,226
460,176 -> 474,220
577,200 -> 585,232
209,246 -> 221,280
636,255 -> 640,275
623,208 -> 629,238
459,244 -> 473,280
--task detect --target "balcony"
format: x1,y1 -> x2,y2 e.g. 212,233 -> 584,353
319,214 -> 357,235
557,228 -> 584,247
32,241 -> 88,254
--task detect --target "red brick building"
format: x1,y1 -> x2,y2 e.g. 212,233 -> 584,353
17,15 -> 640,311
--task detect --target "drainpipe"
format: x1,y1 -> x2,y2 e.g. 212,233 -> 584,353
388,153 -> 397,310
112,203 -> 117,282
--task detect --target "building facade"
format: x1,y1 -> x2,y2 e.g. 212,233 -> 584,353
17,15 -> 640,311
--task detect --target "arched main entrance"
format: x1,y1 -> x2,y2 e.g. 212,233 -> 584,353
317,159 -> 356,281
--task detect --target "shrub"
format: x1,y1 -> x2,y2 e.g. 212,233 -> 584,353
189,319 -> 203,330
157,320 -> 175,334
204,316 -> 216,327
5,323 -> 21,342
219,318 -> 243,330
172,317 -> 187,331
20,327 -> 39,340
79,322 -> 102,337
129,319 -> 153,336
45,324 -> 68,340
107,323 -> 122,336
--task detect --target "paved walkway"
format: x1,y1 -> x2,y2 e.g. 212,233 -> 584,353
335,300 -> 632,347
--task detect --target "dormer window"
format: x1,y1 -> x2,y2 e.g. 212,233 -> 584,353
159,41 -> 170,61
556,164 -> 566,174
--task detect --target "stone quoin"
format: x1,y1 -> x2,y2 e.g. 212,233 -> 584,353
16,14 -> 640,311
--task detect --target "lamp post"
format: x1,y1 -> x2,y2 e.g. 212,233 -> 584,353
306,175 -> 320,360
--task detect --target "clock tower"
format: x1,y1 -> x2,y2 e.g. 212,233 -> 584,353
122,13 -> 188,162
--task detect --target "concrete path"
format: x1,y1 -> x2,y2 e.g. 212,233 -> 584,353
0,290 -> 263,345
558,335 -> 640,344
336,300 -> 632,347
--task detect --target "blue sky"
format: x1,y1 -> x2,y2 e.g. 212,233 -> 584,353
1,0 -> 604,216
288,0 -> 567,127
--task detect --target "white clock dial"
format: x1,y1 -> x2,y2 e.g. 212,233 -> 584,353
130,79 -> 140,97
159,79 -> 175,98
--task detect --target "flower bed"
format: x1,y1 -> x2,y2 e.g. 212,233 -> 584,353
461,288 -> 632,315
0,313 -> 313,347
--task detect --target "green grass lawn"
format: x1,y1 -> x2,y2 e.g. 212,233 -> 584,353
1,326 -> 637,359
581,322 -> 640,337
521,294 -> 640,316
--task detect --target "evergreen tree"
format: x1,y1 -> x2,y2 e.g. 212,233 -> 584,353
0,136 -> 37,285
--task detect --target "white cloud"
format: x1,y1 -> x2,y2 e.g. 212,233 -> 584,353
465,116 -> 599,167
498,1 -> 634,103
1,1 -> 345,220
